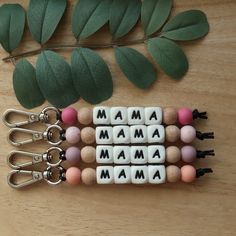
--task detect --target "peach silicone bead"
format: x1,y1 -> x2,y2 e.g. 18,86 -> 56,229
166,146 -> 181,163
61,107 -> 78,125
180,125 -> 196,143
65,146 -> 80,165
77,107 -> 93,125
165,125 -> 180,142
81,168 -> 96,185
81,127 -> 95,144
163,107 -> 178,125
181,165 -> 196,183
178,108 -> 193,125
66,167 -> 81,185
166,165 -> 181,183
65,126 -> 80,144
81,146 -> 96,163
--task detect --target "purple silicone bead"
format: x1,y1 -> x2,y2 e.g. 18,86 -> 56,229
66,146 -> 81,165
181,146 -> 197,163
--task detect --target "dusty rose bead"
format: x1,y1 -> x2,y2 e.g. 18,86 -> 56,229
163,107 -> 178,125
65,147 -> 80,165
61,107 -> 78,125
181,165 -> 196,183
77,107 -> 93,125
167,165 -> 181,183
178,108 -> 193,125
65,126 -> 80,144
181,146 -> 197,163
66,167 -> 81,185
81,168 -> 96,185
180,125 -> 196,143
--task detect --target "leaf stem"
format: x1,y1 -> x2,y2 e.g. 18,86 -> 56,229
2,37 -> 147,62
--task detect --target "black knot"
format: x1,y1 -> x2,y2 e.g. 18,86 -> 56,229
196,150 -> 215,158
59,129 -> 66,141
59,150 -> 66,161
60,168 -> 66,181
196,131 -> 214,140
56,110 -> 62,122
196,168 -> 213,178
192,109 -> 208,120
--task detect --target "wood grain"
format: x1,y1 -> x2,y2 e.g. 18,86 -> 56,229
0,0 -> 235,235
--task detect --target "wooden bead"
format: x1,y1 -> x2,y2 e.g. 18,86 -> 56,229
77,107 -> 93,125
81,127 -> 95,144
165,125 -> 180,142
81,168 -> 96,185
81,146 -> 96,163
163,107 -> 177,125
166,165 -> 181,183
166,146 -> 181,163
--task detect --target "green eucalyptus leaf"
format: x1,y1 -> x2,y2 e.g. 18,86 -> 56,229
13,59 -> 45,109
147,37 -> 188,79
71,48 -> 113,104
72,0 -> 110,39
109,0 -> 141,39
115,47 -> 157,89
0,4 -> 25,53
161,10 -> 209,41
36,50 -> 79,108
27,0 -> 67,44
141,0 -> 172,36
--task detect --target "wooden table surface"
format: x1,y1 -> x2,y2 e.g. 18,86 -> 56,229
0,0 -> 235,235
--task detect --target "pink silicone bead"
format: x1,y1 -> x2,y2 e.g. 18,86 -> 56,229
65,126 -> 80,144
181,165 -> 196,183
180,125 -> 196,143
66,147 -> 80,165
181,146 -> 197,163
66,167 -> 81,185
178,108 -> 193,125
61,107 -> 78,125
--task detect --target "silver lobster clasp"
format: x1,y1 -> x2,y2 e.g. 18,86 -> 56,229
7,166 -> 66,189
7,147 -> 66,169
2,107 -> 61,128
7,125 -> 65,147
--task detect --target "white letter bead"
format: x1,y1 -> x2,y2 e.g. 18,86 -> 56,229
110,107 -> 128,125
130,125 -> 147,143
113,146 -> 130,164
131,165 -> 148,184
148,145 -> 165,163
147,125 -> 165,143
96,146 -> 113,164
93,106 -> 110,125
96,127 -> 113,144
145,107 -> 162,125
131,146 -> 148,164
113,125 -> 130,144
148,165 -> 166,184
96,166 -> 114,184
128,107 -> 145,125
114,166 -> 131,184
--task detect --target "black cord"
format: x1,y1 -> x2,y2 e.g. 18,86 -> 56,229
196,168 -> 213,178
192,109 -> 208,120
197,150 -> 215,158
196,131 -> 214,140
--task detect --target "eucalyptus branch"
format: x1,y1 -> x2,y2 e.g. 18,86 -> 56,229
2,37 -> 147,62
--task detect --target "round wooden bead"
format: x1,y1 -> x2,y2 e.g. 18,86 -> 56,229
180,126 -> 196,143
66,167 -> 81,185
77,107 -> 93,125
166,165 -> 181,183
166,146 -> 181,163
61,107 -> 78,125
81,146 -> 96,163
163,107 -> 178,125
81,168 -> 96,185
165,125 -> 180,142
178,108 -> 193,125
65,146 -> 80,165
181,165 -> 196,183
81,127 -> 95,144
181,146 -> 197,163
65,126 -> 80,144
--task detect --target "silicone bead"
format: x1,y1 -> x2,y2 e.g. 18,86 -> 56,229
163,107 -> 177,125
65,126 -> 80,144
81,168 -> 96,185
166,146 -> 181,163
181,165 -> 196,183
181,146 -> 197,163
165,125 -> 180,143
65,146 -> 80,165
66,167 -> 81,185
166,165 -> 181,183
178,108 -> 193,125
81,146 -> 96,163
77,107 -> 93,125
61,107 -> 78,125
180,126 -> 196,143
81,127 -> 95,144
